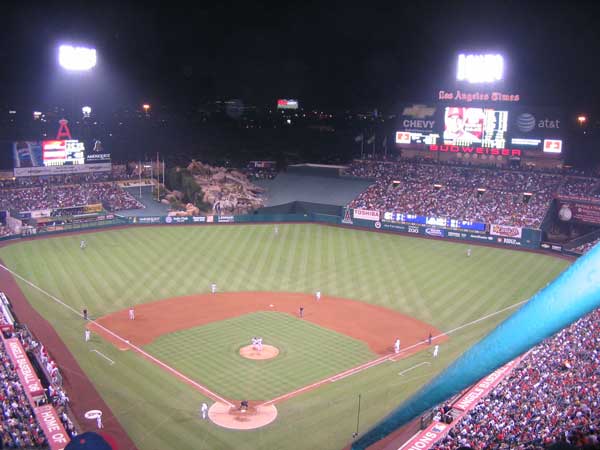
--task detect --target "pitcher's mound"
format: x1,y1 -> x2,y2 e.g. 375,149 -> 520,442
239,344 -> 279,360
209,402 -> 278,430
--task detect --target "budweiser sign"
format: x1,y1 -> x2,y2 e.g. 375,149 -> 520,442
490,224 -> 522,239
352,209 -> 380,221
429,144 -> 522,157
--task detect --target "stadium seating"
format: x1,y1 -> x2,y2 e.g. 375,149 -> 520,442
430,307 -> 600,449
347,160 -> 600,228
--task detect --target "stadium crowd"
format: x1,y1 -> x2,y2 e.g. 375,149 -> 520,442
573,237 -> 600,254
431,307 -> 600,450
347,160 -> 600,228
0,182 -> 144,213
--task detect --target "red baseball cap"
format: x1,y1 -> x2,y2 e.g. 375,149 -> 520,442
447,107 -> 462,118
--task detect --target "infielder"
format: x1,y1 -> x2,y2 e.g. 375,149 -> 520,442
85,329 -> 91,342
315,291 -> 321,301
211,283 -> 217,294
252,337 -> 258,350
201,402 -> 208,420
129,307 -> 135,320
394,338 -> 400,354
433,345 -> 439,358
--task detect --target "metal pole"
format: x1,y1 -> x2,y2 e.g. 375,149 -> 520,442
156,151 -> 160,201
353,394 -> 362,438
139,160 -> 142,199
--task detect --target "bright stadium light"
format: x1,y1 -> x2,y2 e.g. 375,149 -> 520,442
82,106 -> 92,118
457,53 -> 504,83
58,45 -> 97,71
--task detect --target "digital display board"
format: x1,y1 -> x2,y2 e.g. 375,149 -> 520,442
13,141 -> 43,168
277,99 -> 299,110
84,139 -> 111,163
42,140 -> 85,166
396,104 -> 564,156
383,212 -> 486,232
443,107 -> 508,149
456,54 -> 504,84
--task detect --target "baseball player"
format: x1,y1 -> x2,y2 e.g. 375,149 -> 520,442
211,283 -> 217,294
299,306 -> 304,318
201,402 -> 208,419
433,345 -> 439,358
274,225 -> 279,235
315,291 -> 321,301
80,240 -> 87,250
394,338 -> 400,354
129,307 -> 135,320
85,329 -> 91,342
257,337 -> 263,352
428,332 -> 433,346
96,414 -> 103,429
467,248 -> 472,257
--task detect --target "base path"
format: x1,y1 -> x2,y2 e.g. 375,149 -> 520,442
91,292 -> 444,355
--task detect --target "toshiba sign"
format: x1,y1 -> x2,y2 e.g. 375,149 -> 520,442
429,144 -> 521,157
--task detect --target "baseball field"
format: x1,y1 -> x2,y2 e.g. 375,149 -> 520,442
0,224 -> 570,450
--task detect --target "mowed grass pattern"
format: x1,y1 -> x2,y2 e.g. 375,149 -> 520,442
0,224 -> 571,450
145,311 -> 376,400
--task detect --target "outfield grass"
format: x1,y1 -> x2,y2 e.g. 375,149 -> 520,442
145,311 -> 377,400
0,224 -> 570,450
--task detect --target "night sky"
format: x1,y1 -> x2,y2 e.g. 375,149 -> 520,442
1,1 -> 599,112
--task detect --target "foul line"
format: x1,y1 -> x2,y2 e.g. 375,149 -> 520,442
398,362 -> 430,376
261,298 -> 528,406
0,263 -> 234,408
1,262 -> 528,409
91,349 -> 115,365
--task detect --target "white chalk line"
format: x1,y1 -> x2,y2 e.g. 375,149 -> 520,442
1,262 -> 527,409
262,298 -> 528,405
0,263 -> 234,408
398,362 -> 430,376
91,349 -> 115,365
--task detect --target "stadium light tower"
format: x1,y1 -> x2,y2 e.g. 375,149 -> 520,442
58,45 -> 97,71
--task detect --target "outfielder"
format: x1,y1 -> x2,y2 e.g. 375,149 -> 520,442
467,248 -> 472,257
211,283 -> 217,294
80,240 -> 87,250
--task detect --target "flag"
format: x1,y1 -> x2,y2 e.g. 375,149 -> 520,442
355,134 -> 363,142
367,135 -> 375,144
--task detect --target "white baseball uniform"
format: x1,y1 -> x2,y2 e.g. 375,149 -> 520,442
85,329 -> 91,342
394,339 -> 400,354
201,402 -> 208,419
316,291 -> 321,301
129,307 -> 135,320
433,345 -> 439,358
211,283 -> 217,294
96,415 -> 103,429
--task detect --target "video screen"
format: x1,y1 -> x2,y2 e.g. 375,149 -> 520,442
13,141 -> 43,168
42,140 -> 85,166
443,107 -> 508,149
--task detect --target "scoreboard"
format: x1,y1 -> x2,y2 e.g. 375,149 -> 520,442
396,104 -> 564,156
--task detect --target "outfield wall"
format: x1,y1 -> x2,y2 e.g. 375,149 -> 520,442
0,208 -> 551,254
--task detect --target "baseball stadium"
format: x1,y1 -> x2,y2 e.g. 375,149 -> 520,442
1,10 -> 600,450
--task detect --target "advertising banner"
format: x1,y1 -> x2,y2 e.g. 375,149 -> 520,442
352,209 -> 380,221
4,338 -> 44,399
14,162 -> 111,177
489,224 -> 522,238
561,202 -> 600,225
217,216 -> 235,223
34,405 -> 70,450
164,216 -> 190,224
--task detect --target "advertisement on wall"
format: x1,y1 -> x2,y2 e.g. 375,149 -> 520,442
352,209 -> 380,221
490,224 -> 522,238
